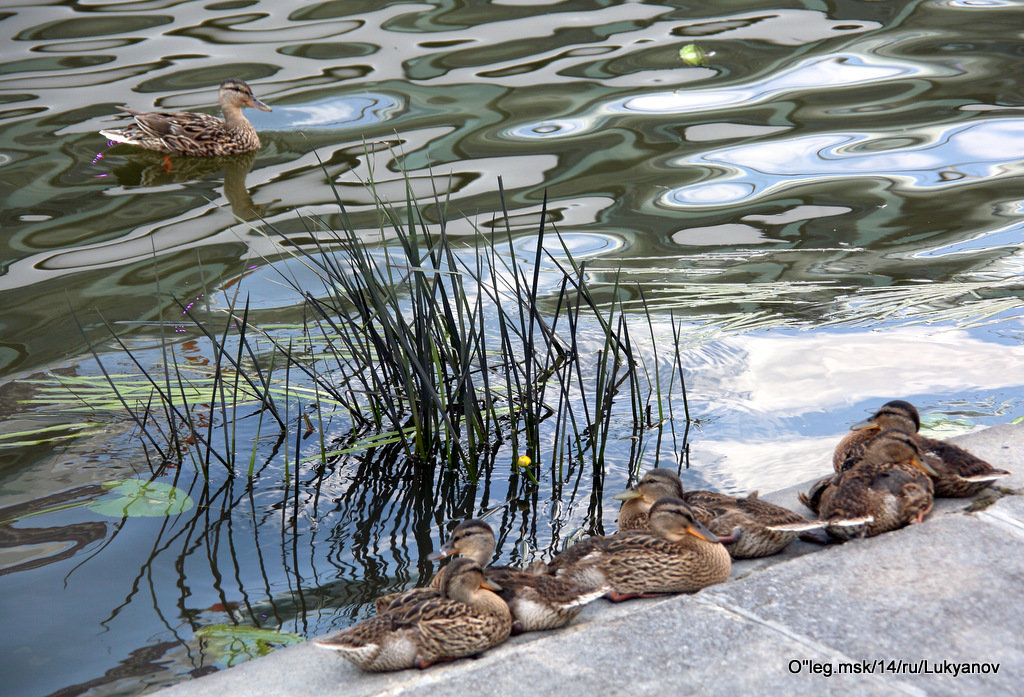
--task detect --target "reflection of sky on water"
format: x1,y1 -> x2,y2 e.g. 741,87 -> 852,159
613,53 -> 934,116
254,92 -> 403,130
662,118 -> 1024,208
513,231 -> 625,259
942,0 -> 1017,7
742,205 -> 850,225
684,324 -> 1024,490
916,219 -> 1024,258
684,123 -> 790,142
721,326 -> 1024,413
672,223 -> 782,246
502,119 -> 590,140
694,436 -> 838,492
504,50 -> 937,144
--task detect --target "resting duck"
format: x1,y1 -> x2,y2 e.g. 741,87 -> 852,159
100,78 -> 271,156
379,519 -> 604,633
833,399 -> 1010,497
806,429 -> 937,540
615,468 -> 821,558
315,558 -> 511,671
548,497 -> 731,601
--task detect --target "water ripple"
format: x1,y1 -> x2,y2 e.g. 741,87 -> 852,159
172,15 -> 362,44
662,118 -> 1024,208
502,118 -> 590,140
270,93 -> 403,130
611,52 -> 940,116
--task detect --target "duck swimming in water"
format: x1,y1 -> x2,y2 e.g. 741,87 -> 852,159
100,78 -> 270,156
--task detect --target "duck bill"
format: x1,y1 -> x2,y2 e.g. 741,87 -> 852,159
427,545 -> 457,562
612,488 -> 642,502
850,418 -> 880,431
685,520 -> 720,544
909,456 -> 939,477
480,579 -> 503,592
249,97 -> 272,112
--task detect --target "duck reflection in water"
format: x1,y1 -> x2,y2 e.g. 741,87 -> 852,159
98,149 -> 274,222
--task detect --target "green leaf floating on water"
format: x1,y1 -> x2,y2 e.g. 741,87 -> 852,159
679,43 -> 709,67
88,480 -> 194,518
920,413 -> 975,439
194,624 -> 304,664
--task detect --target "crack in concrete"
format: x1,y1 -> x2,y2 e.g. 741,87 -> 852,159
974,507 -> 1024,540
695,593 -> 930,697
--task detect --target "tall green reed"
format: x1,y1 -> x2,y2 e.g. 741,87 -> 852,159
65,174 -> 693,486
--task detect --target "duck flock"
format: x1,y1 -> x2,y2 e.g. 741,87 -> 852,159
314,402 -> 1010,672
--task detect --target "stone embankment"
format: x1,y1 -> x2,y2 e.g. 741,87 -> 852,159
152,423 -> 1024,697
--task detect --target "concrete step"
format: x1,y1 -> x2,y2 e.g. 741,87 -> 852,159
152,423 -> 1024,697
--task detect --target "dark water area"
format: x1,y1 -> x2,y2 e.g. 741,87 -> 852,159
3,1 -> 1024,696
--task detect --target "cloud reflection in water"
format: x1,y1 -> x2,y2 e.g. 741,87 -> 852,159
662,118 -> 1024,208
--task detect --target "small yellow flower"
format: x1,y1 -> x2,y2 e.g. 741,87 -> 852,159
516,455 -> 532,469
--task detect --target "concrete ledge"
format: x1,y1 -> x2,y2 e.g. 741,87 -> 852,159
151,424 -> 1024,697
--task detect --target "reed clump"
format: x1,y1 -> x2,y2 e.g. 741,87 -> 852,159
50,174 -> 692,489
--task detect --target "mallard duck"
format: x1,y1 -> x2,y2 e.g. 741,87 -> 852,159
614,468 -> 688,531
315,558 -> 511,672
372,519 -> 499,616
378,519 -> 605,632
548,497 -> 731,601
833,399 -> 1010,497
810,429 -> 937,540
614,468 -> 822,558
100,78 -> 270,156
797,474 -> 832,517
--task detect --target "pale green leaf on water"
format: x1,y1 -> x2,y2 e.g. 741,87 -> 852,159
0,422 -> 106,448
920,413 -> 976,438
88,480 -> 194,518
679,43 -> 708,66
194,623 -> 304,665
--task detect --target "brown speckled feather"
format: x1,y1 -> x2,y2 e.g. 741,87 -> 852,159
487,566 -> 607,631
818,430 -> 935,540
397,518 -> 604,632
833,400 -> 1010,497
100,78 -> 270,156
316,559 -> 511,672
682,490 -> 821,558
553,498 -> 731,597
916,437 -> 1010,497
798,474 -> 834,515
616,469 -> 816,558
833,400 -> 921,472
375,587 -> 439,617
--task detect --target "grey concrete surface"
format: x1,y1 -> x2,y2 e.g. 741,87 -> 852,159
151,423 -> 1024,697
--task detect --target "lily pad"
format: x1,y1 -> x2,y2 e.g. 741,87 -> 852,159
88,480 -> 194,518
194,623 -> 304,665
